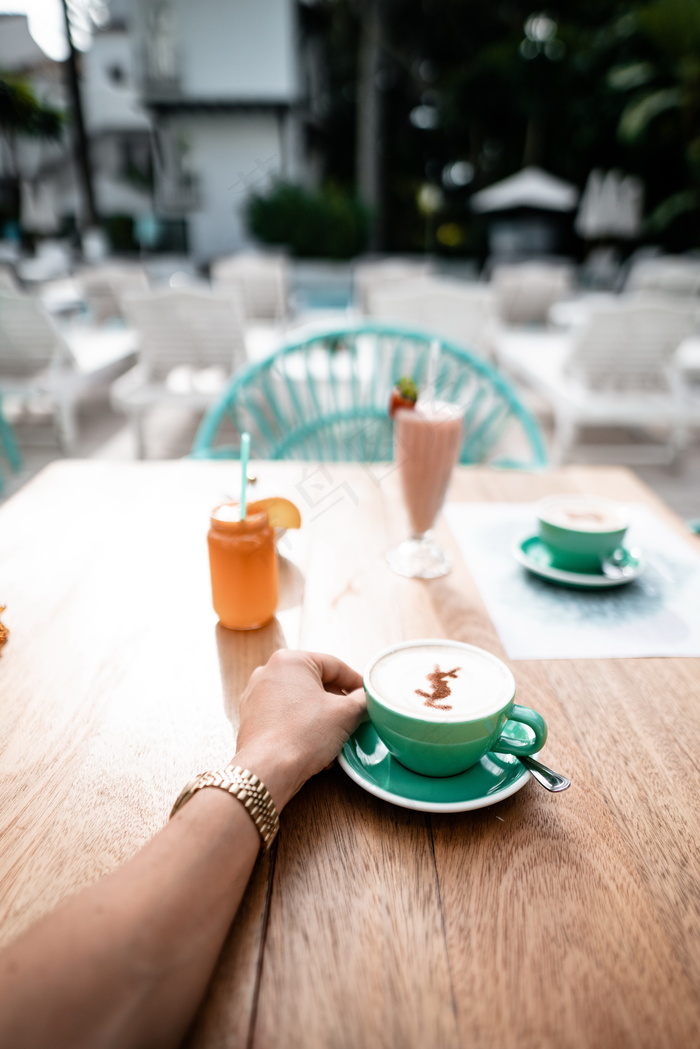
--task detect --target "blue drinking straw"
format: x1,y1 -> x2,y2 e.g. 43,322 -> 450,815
239,432 -> 251,520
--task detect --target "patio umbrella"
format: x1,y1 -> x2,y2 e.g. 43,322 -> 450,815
576,169 -> 643,240
617,175 -> 644,239
470,166 -> 578,213
574,168 -> 605,239
598,170 -> 622,235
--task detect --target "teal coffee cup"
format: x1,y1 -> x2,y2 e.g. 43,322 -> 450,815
364,639 -> 547,777
536,495 -> 628,573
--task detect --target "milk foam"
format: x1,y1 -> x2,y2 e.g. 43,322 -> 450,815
539,499 -> 625,533
369,644 -> 513,721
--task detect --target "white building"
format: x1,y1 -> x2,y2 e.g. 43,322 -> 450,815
129,0 -> 305,262
79,18 -> 153,226
0,8 -> 152,241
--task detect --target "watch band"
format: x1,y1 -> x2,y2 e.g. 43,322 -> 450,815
170,764 -> 279,851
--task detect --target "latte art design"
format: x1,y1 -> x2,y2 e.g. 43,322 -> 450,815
369,643 -> 513,721
558,508 -> 611,527
539,499 -> 626,533
415,665 -> 461,711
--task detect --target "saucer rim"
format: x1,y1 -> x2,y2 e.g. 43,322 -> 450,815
337,733 -> 533,813
512,534 -> 644,588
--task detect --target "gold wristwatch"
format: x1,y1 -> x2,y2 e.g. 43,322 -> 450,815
170,764 -> 279,851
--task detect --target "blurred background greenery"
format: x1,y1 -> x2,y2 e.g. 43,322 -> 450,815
251,0 -> 700,258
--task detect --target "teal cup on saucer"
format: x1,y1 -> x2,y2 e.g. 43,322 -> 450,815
364,639 -> 547,778
536,495 -> 628,573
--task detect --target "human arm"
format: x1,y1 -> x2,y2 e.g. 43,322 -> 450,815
0,649 -> 365,1049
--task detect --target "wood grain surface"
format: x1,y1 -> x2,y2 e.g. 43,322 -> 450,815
1,460 -> 699,1049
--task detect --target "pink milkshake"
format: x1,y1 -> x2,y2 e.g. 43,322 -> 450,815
395,400 -> 464,535
396,398 -> 461,537
387,398 -> 464,578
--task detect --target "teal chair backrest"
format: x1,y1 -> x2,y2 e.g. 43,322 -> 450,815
0,393 -> 21,485
191,323 -> 547,468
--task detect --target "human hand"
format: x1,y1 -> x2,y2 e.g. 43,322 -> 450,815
233,649 -> 366,810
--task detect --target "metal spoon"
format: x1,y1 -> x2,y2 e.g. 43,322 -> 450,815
519,755 -> 571,792
600,547 -> 641,580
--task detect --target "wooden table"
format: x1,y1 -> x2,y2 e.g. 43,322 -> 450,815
1,460 -> 700,1049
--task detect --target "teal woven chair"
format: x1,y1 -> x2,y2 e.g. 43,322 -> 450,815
0,394 -> 21,491
191,323 -> 547,468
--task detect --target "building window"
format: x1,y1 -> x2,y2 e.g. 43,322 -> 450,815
107,63 -> 125,85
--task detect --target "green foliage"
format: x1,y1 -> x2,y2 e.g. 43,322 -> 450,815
618,87 -> 682,142
103,213 -> 137,252
607,62 -> 656,91
636,0 -> 700,58
246,181 -> 368,259
0,75 -> 63,139
0,75 -> 64,223
645,189 -> 698,232
314,0 -> 658,252
395,376 -> 418,402
607,0 -> 700,244
307,0 -> 700,252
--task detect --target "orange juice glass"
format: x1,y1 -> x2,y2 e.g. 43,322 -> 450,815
208,504 -> 278,630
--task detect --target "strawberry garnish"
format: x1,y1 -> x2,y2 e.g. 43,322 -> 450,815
389,376 -> 418,418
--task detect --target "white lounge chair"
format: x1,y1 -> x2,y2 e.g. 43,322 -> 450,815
112,287 -> 247,458
353,257 -> 436,314
624,256 -> 700,299
0,291 -> 137,451
77,263 -> 150,323
16,240 -> 72,284
210,252 -> 289,322
0,265 -> 20,292
490,261 -> 575,325
495,298 -> 700,464
366,276 -> 500,359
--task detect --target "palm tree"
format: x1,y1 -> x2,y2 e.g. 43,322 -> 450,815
610,0 -> 700,240
0,76 -> 63,228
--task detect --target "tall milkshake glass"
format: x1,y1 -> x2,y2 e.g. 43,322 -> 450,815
386,398 -> 464,578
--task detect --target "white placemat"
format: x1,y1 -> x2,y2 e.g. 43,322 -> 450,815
444,502 -> 700,660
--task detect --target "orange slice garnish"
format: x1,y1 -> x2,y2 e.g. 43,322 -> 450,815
248,497 -> 302,529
